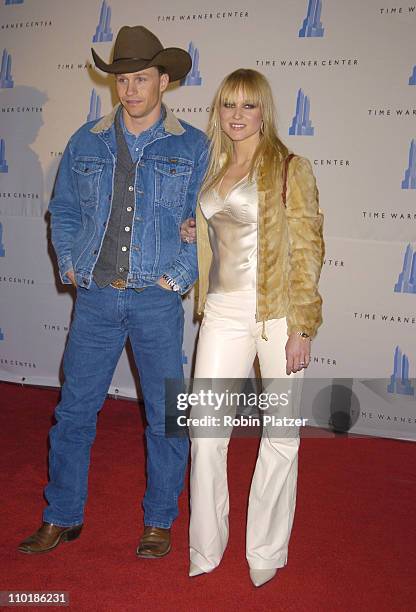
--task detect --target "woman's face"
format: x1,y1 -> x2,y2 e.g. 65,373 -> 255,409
219,89 -> 263,144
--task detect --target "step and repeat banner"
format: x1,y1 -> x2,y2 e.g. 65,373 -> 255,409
0,0 -> 415,440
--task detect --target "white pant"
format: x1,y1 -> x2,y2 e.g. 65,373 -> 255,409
189,291 -> 301,571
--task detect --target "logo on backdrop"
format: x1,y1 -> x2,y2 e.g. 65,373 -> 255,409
169,104 -> 211,115
182,350 -> 188,365
323,256 -> 345,269
379,7 -> 416,15
314,158 -> 350,168
367,108 -> 416,119
289,89 -> 314,135
310,355 -> 337,366
0,275 -> 35,286
0,49 -> 13,89
394,244 -> 416,294
0,139 -> 8,172
387,346 -> 414,396
0,222 -> 5,256
157,10 -> 249,23
0,329 -> 4,341
353,310 -> 416,327
181,42 -> 202,86
299,0 -> 324,37
409,66 -> 416,85
256,58 -> 358,70
5,0 -> 24,4
87,89 -> 101,122
0,356 -> 37,369
42,322 -> 69,334
402,139 -> 416,189
93,0 -> 113,43
2,20 -> 52,32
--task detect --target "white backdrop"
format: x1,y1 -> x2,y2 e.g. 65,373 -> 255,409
0,0 -> 415,440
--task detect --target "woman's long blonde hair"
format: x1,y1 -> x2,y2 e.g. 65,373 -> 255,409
201,68 -> 289,194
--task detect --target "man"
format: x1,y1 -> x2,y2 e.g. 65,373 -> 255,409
19,26 -> 207,557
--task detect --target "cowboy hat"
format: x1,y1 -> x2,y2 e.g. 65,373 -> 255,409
91,25 -> 191,82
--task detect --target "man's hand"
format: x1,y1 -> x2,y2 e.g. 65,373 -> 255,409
66,269 -> 77,287
180,218 -> 197,244
157,276 -> 173,291
285,333 -> 311,375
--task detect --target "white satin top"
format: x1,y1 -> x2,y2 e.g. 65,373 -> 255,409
200,175 -> 258,293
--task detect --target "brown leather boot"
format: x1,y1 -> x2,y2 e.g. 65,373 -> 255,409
18,522 -> 83,554
136,526 -> 171,558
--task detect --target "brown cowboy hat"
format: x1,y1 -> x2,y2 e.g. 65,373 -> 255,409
91,25 -> 191,82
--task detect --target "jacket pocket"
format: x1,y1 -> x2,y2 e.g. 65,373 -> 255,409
154,160 -> 192,207
72,159 -> 104,206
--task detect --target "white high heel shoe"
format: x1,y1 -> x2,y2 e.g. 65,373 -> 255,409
189,562 -> 205,577
249,568 -> 277,587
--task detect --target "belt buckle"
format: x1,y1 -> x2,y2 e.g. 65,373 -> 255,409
110,278 -> 127,290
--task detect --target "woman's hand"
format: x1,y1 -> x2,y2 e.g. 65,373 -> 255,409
285,333 -> 311,375
180,218 -> 197,244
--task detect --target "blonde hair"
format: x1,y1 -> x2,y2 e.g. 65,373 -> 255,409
201,68 -> 289,194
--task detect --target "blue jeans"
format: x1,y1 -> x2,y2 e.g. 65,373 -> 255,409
43,282 -> 188,529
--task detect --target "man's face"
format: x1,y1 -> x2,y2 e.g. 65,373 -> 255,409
115,67 -> 169,121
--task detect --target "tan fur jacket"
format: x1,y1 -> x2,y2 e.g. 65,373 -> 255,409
196,155 -> 324,338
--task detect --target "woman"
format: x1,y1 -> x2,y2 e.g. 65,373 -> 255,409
183,69 -> 324,587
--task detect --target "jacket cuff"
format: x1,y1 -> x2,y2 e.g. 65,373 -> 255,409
164,264 -> 195,295
58,256 -> 74,285
286,303 -> 323,339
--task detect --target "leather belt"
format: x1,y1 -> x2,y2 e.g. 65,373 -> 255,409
109,279 -> 146,292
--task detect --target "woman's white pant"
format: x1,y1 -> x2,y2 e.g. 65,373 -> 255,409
189,291 -> 301,572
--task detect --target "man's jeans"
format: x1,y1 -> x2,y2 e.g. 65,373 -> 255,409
43,282 -> 188,529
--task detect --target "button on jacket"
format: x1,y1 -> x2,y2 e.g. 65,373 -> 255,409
49,104 -> 208,294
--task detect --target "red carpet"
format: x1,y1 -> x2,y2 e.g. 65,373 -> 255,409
1,381 -> 415,611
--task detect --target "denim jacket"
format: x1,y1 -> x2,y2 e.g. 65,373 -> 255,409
49,104 -> 208,294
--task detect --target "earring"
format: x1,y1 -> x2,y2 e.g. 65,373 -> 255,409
260,121 -> 264,135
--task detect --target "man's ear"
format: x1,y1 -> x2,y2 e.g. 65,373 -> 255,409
160,73 -> 169,93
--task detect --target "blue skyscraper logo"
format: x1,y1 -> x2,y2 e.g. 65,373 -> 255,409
87,89 -> 102,122
394,244 -> 416,294
181,42 -> 202,86
289,89 -> 314,136
299,0 -> 325,37
0,223 -> 5,257
5,0 -> 24,5
401,139 -> 416,189
0,139 -> 8,173
387,346 -> 414,396
0,49 -> 14,88
182,350 -> 188,365
0,329 -> 4,341
92,0 -> 113,43
409,66 -> 416,86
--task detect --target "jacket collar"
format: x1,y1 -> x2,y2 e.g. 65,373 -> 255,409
89,103 -> 185,136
